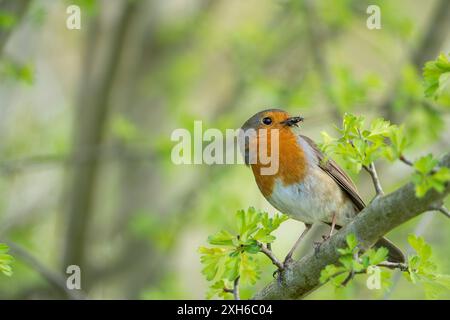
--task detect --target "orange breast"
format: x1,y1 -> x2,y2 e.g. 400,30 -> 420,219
251,128 -> 307,197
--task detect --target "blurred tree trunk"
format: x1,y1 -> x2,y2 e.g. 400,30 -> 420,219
91,0 -> 218,298
411,0 -> 450,70
62,2 -> 138,281
381,0 -> 450,120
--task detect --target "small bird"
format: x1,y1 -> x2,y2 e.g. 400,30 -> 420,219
241,109 -> 405,267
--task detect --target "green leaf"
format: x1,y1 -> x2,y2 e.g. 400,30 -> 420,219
224,255 -> 240,281
413,154 -> 438,174
368,118 -> 392,139
380,270 -> 393,292
208,230 -> 235,246
320,113 -> 410,174
199,207 -> 289,299
411,155 -> 449,198
206,280 -> 233,300
408,234 -> 432,261
385,125 -> 408,161
411,166 -> 450,198
433,167 -> 450,184
320,264 -> 346,284
239,253 -> 260,285
331,272 -> 350,287
368,247 -> 389,265
403,234 -> 449,298
198,247 -> 230,281
423,53 -> 450,99
236,207 -> 260,240
339,255 -> 354,270
346,234 -> 358,250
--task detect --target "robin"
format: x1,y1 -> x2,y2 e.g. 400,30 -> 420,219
241,108 -> 405,268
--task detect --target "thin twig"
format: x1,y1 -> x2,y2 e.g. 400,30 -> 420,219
233,277 -> 240,300
363,162 -> 384,197
223,277 -> 240,300
341,251 -> 359,286
400,154 -> 439,174
429,204 -> 450,219
257,242 -> 284,270
377,261 -> 408,272
399,155 -> 414,167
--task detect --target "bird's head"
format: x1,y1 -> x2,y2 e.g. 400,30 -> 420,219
239,109 -> 304,165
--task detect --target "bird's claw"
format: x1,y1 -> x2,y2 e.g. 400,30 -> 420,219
321,234 -> 330,241
313,233 -> 332,255
272,267 -> 284,283
272,258 -> 293,282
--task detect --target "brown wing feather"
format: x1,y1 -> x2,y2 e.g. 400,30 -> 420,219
301,135 -> 366,211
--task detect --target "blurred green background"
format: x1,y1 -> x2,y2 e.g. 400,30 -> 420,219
0,0 -> 449,299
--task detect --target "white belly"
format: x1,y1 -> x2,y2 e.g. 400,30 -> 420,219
267,167 -> 357,226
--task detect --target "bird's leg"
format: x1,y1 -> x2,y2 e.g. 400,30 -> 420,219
323,212 -> 337,240
314,213 -> 337,254
283,224 -> 312,266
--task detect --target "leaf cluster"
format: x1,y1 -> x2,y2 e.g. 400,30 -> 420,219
199,207 -> 288,299
320,113 -> 408,173
319,234 -> 391,291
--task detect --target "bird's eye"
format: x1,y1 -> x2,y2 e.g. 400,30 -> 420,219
262,117 -> 272,125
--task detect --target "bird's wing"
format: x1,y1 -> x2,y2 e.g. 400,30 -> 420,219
300,136 -> 405,263
300,135 -> 366,211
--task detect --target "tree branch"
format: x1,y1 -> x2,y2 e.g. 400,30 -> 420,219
253,152 -> 450,300
233,277 -> 240,300
429,204 -> 450,219
257,242 -> 284,271
377,261 -> 408,272
363,162 -> 384,197
399,155 -> 414,167
4,241 -> 86,300
223,277 -> 240,300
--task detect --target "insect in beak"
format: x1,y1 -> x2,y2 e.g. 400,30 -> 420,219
281,116 -> 304,127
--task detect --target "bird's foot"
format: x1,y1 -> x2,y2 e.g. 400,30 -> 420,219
321,234 -> 331,241
272,258 -> 294,283
272,267 -> 283,283
313,235 -> 331,256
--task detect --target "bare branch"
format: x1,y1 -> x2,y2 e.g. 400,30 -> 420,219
363,162 -> 384,197
399,155 -> 414,167
223,277 -> 240,300
257,242 -> 284,271
233,277 -> 240,300
378,261 -> 408,272
400,154 -> 441,174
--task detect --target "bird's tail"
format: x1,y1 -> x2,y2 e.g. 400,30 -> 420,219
373,237 -> 405,263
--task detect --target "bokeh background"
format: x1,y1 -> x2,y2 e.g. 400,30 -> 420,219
0,0 -> 449,299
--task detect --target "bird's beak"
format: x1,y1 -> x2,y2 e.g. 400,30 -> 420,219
281,116 -> 304,127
